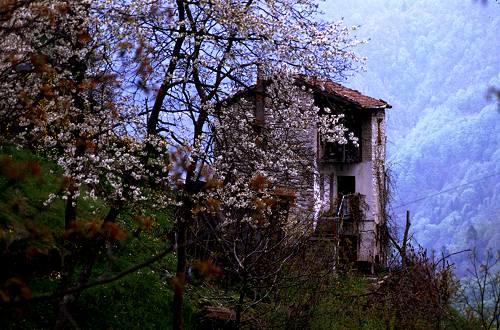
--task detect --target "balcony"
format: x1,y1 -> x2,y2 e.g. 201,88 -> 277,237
313,194 -> 366,239
321,142 -> 361,163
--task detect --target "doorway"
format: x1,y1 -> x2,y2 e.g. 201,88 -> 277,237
337,175 -> 355,198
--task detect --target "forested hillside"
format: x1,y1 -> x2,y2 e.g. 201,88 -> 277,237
324,0 -> 500,268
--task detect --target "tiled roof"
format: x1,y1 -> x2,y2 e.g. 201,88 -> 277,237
223,76 -> 391,110
298,76 -> 391,109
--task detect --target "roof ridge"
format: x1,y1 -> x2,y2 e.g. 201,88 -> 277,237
296,75 -> 391,109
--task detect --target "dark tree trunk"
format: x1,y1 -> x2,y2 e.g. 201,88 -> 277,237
55,204 -> 120,329
235,274 -> 248,329
172,205 -> 189,330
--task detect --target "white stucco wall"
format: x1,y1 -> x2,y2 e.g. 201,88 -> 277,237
314,109 -> 387,264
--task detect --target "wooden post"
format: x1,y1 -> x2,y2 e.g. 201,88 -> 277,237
401,210 -> 410,268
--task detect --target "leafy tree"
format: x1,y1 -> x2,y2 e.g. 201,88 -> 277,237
91,1 -> 364,328
0,1 -> 174,327
1,0 -> 364,328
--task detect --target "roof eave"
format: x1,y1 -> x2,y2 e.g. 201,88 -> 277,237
366,103 -> 392,110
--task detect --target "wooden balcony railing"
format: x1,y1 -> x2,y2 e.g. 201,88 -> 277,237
313,194 -> 366,239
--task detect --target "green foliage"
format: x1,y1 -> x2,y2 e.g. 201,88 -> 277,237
0,145 -> 65,317
0,145 -> 181,328
0,145 -> 65,228
77,271 -> 174,329
239,241 -> 489,330
309,275 -> 383,330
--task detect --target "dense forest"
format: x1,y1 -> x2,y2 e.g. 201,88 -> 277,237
325,0 -> 500,271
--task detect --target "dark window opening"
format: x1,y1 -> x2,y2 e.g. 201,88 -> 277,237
336,176 -> 356,218
377,117 -> 383,145
322,124 -> 362,163
337,176 -> 355,199
323,141 -> 361,163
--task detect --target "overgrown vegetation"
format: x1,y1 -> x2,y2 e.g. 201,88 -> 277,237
0,146 -> 182,329
3,146 -> 499,329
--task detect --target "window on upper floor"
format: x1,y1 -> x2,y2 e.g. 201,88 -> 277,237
321,120 -> 362,163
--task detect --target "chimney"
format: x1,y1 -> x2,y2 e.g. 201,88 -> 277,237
254,64 -> 265,126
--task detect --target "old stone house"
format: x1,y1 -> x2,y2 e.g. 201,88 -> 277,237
306,77 -> 391,270
220,75 -> 391,270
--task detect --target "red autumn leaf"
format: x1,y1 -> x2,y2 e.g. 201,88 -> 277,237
1,278 -> 32,302
192,260 -> 223,280
40,84 -> 54,98
26,161 -> 41,177
249,174 -> 268,190
103,222 -> 127,241
170,275 -> 185,296
133,215 -> 154,231
25,246 -> 41,259
77,32 -> 91,45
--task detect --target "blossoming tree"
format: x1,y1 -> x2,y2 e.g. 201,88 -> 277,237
1,0 -> 363,328
1,1 -> 174,327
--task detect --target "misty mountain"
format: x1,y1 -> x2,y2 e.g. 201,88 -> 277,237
322,0 -> 500,270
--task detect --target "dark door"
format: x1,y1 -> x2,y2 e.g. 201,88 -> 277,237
337,175 -> 355,198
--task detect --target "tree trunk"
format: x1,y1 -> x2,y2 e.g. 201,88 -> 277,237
235,275 -> 248,329
401,210 -> 410,268
172,213 -> 188,330
54,195 -> 78,329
